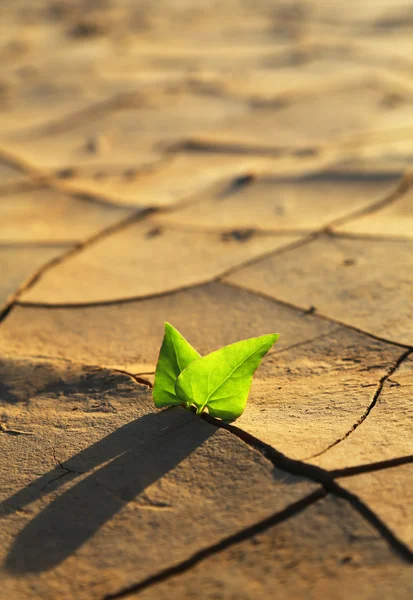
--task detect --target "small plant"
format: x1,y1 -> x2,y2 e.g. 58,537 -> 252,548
153,322 -> 279,421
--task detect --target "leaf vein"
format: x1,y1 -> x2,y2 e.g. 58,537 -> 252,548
205,340 -> 270,405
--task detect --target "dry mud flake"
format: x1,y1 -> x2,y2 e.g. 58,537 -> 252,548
218,57 -> 374,100
186,79 -> 413,156
2,90 -> 249,171
0,42 -> 123,138
0,93 -> 105,142
156,162 -> 401,232
335,185 -> 413,239
54,153 -> 273,209
0,187 -> 134,243
0,358 -> 317,600
337,463 -> 413,555
131,495 -> 413,600
225,234 -> 413,345
1,281 -> 336,372
0,245 -> 70,311
0,76 -> 100,138
0,17 -> 173,139
311,355 -> 413,470
19,220 -> 299,305
235,325 -> 401,460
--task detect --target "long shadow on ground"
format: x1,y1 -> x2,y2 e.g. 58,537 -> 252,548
2,408 -> 214,573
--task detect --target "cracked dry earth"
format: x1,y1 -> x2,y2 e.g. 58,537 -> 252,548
1,1 -> 413,599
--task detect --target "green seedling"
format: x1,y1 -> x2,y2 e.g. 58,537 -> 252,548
153,322 -> 279,421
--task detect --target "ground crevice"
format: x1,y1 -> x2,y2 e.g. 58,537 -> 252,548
221,279 -> 412,350
14,234 -> 316,310
0,208 -> 154,326
200,413 -> 413,563
13,91 -> 146,141
307,348 -> 412,460
102,488 -> 326,600
101,406 -> 413,600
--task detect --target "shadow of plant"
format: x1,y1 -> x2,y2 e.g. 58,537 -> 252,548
2,407 -> 214,573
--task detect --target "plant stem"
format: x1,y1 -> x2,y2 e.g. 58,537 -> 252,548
196,401 -> 208,415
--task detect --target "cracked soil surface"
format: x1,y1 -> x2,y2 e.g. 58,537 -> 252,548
1,1 -> 413,598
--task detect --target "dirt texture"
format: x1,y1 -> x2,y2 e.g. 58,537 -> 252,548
1,1 -> 413,598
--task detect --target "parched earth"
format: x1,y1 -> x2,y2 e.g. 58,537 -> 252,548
1,1 -> 413,598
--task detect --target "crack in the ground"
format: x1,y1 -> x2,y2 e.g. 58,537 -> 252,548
52,186 -> 138,211
221,279 -> 412,351
167,137 -> 318,157
111,369 -> 154,389
199,414 -> 413,563
0,207 -> 154,325
38,416 -> 201,499
40,470 -> 76,492
2,354 -> 412,596
12,92 -> 147,141
133,371 -> 155,377
153,157 -> 412,230
0,129 -> 410,318
0,140 -> 269,216
0,158 -> 135,210
167,128 -> 413,176
0,145 -> 46,183
330,231 -> 413,244
5,70 -> 291,143
218,176 -> 411,276
102,488 -> 326,600
328,171 -> 413,229
217,230 -> 321,278
48,157 -> 178,208
307,349 -> 412,460
214,172 -> 412,284
14,232 -> 319,310
182,74 -> 291,108
0,242 -> 75,249
102,409 -> 413,600
147,221 -> 313,236
133,376 -> 153,388
267,326 -> 342,357
0,24 -> 412,600
10,167 -> 409,312
1,80 -> 412,600
15,281 -> 214,309
0,146 -> 172,212
201,414 -> 333,485
51,445 -> 83,476
39,448 -> 84,492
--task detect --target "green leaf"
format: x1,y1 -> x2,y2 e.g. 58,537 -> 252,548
175,333 -> 279,420
153,322 -> 200,408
